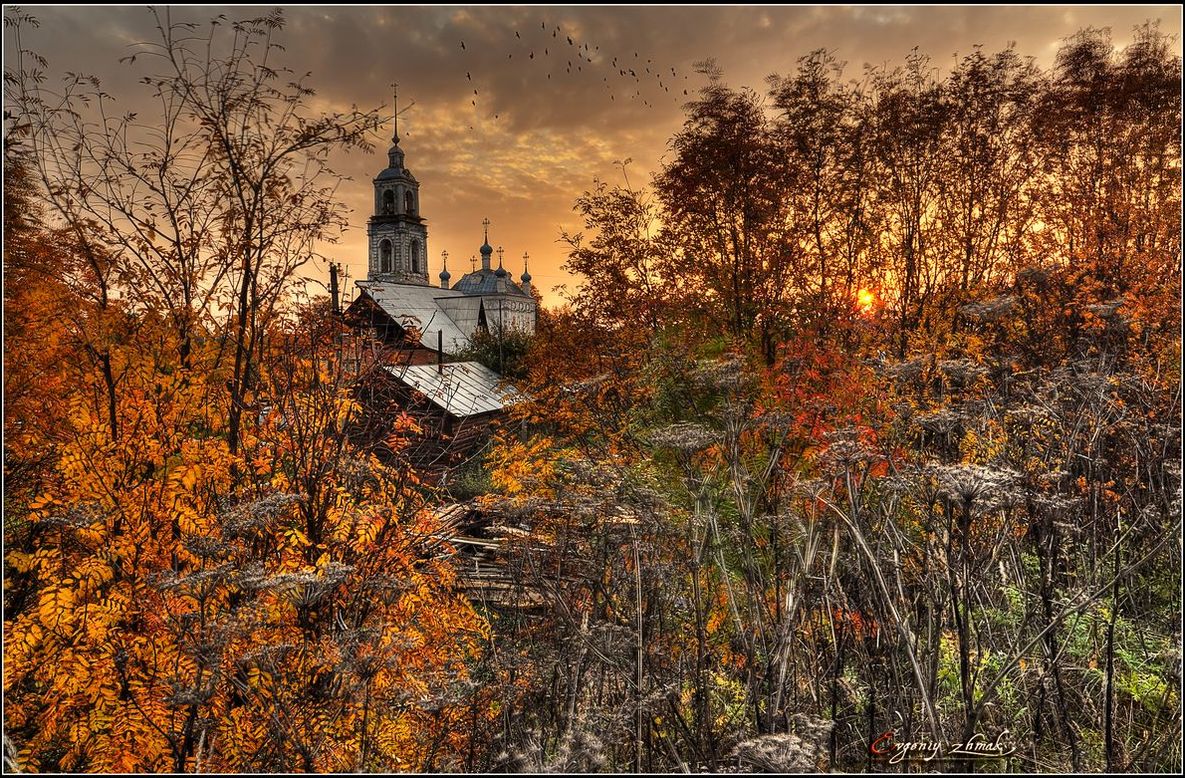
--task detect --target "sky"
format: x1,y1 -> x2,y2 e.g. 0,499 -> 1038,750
7,5 -> 1181,307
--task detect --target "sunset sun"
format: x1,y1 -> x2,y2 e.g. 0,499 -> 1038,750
857,287 -> 877,313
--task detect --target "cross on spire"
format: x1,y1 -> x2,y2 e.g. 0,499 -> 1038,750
497,246 -> 504,267
520,251 -> 532,285
441,249 -> 448,270
391,82 -> 399,142
482,217 -> 491,244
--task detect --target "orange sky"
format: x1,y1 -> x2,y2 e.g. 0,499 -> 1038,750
8,5 -> 1181,307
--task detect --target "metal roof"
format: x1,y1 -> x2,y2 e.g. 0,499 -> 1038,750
375,166 -> 418,182
385,361 -> 518,417
437,295 -> 484,338
357,281 -> 472,354
451,268 -> 531,297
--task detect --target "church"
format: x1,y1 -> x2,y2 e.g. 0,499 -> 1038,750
341,99 -> 535,471
343,102 -> 537,364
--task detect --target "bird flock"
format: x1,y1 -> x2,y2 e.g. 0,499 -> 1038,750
456,16 -> 693,131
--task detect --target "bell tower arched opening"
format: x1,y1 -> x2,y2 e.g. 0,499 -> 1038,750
410,240 -> 422,274
380,239 -> 393,273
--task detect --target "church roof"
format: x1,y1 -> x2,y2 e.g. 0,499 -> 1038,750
451,268 -> 532,297
357,280 -> 471,353
357,275 -> 536,357
384,361 -> 518,417
437,295 -> 484,337
375,165 -> 416,182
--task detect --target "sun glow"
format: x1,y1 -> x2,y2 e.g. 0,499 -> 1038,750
857,287 -> 877,313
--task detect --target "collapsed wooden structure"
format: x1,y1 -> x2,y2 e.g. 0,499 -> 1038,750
431,502 -> 549,610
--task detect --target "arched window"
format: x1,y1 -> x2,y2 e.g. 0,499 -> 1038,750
404,191 -> 415,215
380,239 -> 393,273
410,240 -> 421,274
382,190 -> 394,215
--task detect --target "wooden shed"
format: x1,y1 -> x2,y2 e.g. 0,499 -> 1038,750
351,360 -> 518,473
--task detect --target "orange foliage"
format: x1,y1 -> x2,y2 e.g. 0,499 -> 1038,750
4,293 -> 490,771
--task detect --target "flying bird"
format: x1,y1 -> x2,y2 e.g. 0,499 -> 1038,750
466,71 -> 471,80
515,30 -> 520,38
530,51 -> 534,59
460,41 -> 466,50
567,36 -> 573,45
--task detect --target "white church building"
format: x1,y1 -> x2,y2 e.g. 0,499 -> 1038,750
345,101 -> 537,359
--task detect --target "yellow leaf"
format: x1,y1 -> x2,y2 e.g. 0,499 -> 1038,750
285,528 -> 311,547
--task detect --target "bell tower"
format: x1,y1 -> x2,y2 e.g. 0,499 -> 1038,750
368,84 -> 429,284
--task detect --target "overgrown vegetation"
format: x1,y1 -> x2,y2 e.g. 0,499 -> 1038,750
4,8 -> 1179,774
477,27 -> 1181,773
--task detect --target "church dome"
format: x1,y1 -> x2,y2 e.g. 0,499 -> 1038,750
452,269 -> 531,297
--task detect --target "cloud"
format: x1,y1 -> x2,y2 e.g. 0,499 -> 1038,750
7,5 -> 1179,305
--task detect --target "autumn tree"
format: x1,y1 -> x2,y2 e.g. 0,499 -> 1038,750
4,297 -> 490,771
656,61 -> 795,363
1030,24 -> 1182,298
477,24 -> 1180,774
936,46 -> 1042,298
4,8 -> 491,773
6,7 -> 383,454
769,50 -> 880,325
560,169 -> 670,334
1,152 -> 76,500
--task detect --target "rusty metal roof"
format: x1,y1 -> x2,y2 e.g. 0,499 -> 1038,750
384,361 -> 518,417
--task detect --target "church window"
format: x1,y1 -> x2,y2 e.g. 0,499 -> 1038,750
380,239 -> 393,273
410,240 -> 422,273
404,191 -> 415,215
382,190 -> 395,215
